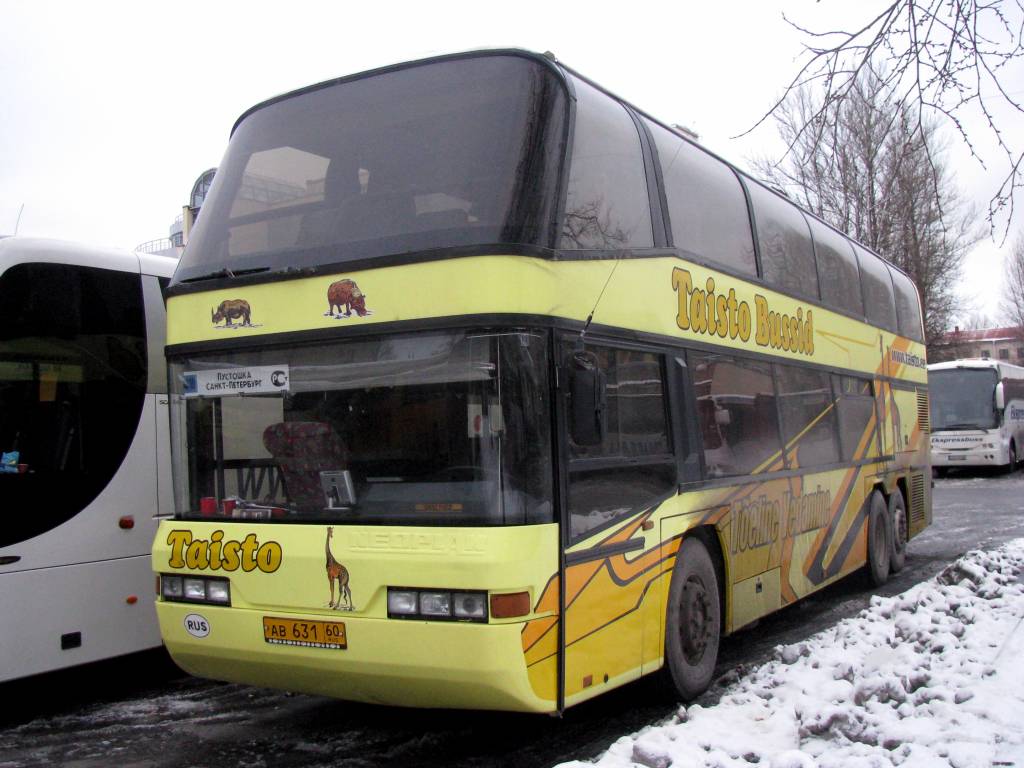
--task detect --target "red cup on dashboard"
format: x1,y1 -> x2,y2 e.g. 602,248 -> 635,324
200,496 -> 217,516
222,499 -> 237,515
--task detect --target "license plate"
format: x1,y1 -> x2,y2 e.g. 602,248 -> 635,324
948,455 -> 967,461
262,617 -> 347,650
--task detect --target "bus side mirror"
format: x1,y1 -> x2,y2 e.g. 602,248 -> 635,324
569,352 -> 606,447
995,380 -> 1006,410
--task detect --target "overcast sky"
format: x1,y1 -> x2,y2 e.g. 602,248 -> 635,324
1,0 -> 1019,325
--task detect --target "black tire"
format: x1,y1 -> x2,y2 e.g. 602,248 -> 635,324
1007,442 -> 1018,474
888,489 -> 908,574
664,537 -> 721,700
933,466 -> 948,479
866,490 -> 891,587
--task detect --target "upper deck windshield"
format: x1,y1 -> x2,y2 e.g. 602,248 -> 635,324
174,55 -> 567,284
930,368 -> 999,431
169,329 -> 553,526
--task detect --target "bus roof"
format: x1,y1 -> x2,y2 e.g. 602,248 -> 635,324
0,236 -> 177,279
929,359 -> 1024,377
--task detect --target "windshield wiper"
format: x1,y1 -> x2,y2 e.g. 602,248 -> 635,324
940,422 -> 989,430
182,266 -> 270,283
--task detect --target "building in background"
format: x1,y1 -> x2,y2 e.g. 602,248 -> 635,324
135,168 -> 216,257
929,325 -> 1024,363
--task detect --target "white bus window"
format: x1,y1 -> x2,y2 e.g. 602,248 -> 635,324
560,78 -> 653,250
0,263 -> 146,547
645,119 -> 756,276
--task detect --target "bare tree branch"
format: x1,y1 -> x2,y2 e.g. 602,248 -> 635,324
754,70 -> 980,344
748,1 -> 1024,241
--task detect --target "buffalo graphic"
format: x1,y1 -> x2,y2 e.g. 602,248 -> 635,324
211,299 -> 252,327
327,279 -> 368,318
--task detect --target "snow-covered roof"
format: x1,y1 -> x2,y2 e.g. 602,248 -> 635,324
937,326 -> 1024,344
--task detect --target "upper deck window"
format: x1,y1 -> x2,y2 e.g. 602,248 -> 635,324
810,218 -> 864,318
559,77 -> 653,250
746,182 -> 819,300
175,55 -> 567,284
855,245 -> 898,333
645,119 -> 756,276
889,265 -> 925,342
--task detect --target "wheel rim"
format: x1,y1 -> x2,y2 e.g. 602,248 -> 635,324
893,504 -> 907,553
680,575 -> 712,664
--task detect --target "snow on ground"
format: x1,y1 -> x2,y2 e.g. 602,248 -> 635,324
558,540 -> 1024,768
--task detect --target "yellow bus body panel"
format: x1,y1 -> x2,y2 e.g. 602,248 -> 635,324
162,252 -> 930,710
153,521 -> 559,712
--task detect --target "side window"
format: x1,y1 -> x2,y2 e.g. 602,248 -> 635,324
855,245 -> 898,332
889,266 -> 925,342
833,375 -> 877,461
645,119 -> 756,276
689,352 -> 783,478
565,342 -> 674,539
746,183 -> 819,299
560,78 -> 653,250
775,363 -> 840,468
0,263 -> 147,548
810,219 -> 864,317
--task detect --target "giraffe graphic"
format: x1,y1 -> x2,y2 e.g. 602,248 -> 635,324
325,527 -> 353,611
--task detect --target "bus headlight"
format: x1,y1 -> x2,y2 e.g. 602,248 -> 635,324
387,587 -> 488,622
161,575 -> 184,599
160,574 -> 231,606
184,578 -> 206,600
206,580 -> 231,604
453,592 -> 486,619
387,590 -> 418,616
419,592 -> 452,617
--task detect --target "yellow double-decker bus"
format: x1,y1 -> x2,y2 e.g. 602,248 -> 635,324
153,50 -> 931,713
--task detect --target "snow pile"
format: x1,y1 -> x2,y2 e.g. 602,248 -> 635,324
559,540 -> 1024,768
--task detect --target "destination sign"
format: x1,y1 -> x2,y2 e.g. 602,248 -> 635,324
182,365 -> 290,397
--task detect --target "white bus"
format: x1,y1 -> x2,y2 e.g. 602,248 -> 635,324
929,359 -> 1024,475
0,237 -> 175,681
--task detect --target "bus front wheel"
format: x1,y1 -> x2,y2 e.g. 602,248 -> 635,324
664,537 -> 721,700
866,490 -> 892,587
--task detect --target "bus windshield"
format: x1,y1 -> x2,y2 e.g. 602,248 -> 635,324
175,55 -> 566,283
930,368 -> 999,431
169,329 -> 553,526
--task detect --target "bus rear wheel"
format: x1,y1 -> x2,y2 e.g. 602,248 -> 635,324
888,489 -> 908,574
866,490 -> 891,587
664,537 -> 720,701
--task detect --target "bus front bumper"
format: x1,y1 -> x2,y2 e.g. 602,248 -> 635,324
157,601 -> 555,713
931,448 -> 1005,467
